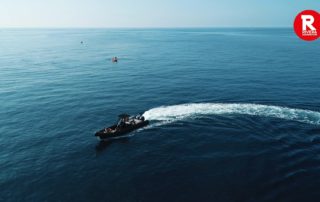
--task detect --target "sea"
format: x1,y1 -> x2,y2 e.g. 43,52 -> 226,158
0,28 -> 319,202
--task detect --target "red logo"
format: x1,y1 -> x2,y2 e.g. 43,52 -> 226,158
294,10 -> 320,41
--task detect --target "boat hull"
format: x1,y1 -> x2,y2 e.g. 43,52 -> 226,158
95,120 -> 149,140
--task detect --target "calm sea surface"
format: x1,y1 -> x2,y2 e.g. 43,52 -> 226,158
0,28 -> 320,202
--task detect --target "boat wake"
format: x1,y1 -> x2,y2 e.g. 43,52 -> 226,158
143,103 -> 320,126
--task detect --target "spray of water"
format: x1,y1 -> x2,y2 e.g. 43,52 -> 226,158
143,103 -> 320,125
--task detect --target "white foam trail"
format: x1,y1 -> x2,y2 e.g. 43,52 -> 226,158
143,103 -> 320,125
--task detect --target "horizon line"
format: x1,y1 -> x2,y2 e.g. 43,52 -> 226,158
0,26 -> 292,29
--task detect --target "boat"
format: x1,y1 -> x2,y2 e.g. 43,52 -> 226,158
95,114 -> 149,140
112,57 -> 118,63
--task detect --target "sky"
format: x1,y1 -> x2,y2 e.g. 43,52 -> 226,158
0,0 -> 319,28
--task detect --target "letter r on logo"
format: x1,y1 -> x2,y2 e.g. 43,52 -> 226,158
301,15 -> 316,31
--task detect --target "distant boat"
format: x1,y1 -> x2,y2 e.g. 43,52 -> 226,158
112,57 -> 118,63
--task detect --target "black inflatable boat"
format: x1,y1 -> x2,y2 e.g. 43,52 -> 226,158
95,114 -> 149,140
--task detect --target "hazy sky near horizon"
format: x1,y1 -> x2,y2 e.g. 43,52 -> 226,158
0,0 -> 319,27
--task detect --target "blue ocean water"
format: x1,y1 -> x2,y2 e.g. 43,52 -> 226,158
0,28 -> 320,202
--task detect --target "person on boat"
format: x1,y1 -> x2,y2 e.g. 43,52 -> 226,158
125,116 -> 130,122
117,118 -> 126,129
130,119 -> 136,125
105,128 -> 115,133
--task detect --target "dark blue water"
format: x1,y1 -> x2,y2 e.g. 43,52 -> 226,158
1,28 -> 320,202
